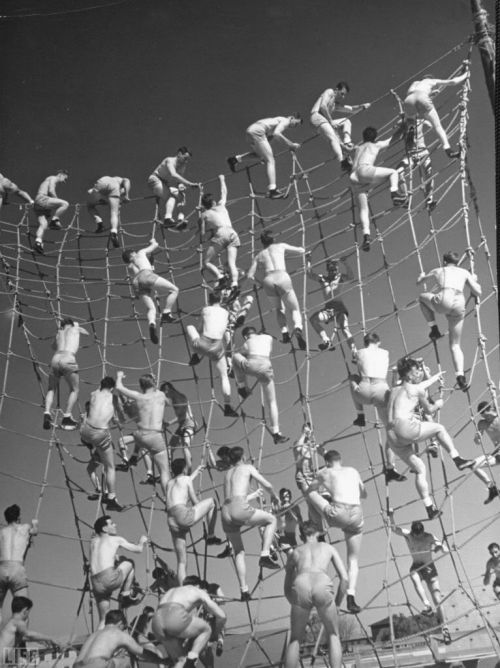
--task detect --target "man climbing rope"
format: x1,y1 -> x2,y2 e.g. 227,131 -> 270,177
468,401 -> 500,504
293,424 -> 326,537
86,175 -> 131,247
160,382 -> 196,473
0,173 -> 33,212
33,170 -> 69,254
417,250 -> 482,391
396,117 -> 436,212
0,597 -> 58,664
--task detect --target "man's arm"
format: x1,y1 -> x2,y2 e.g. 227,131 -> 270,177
483,558 -> 493,585
16,188 -> 34,204
283,551 -> 296,602
246,257 -> 258,282
466,272 -> 482,298
142,239 -> 159,257
218,175 -> 227,206
249,466 -> 278,502
29,520 -> 39,536
329,545 -> 349,607
47,176 -> 58,197
282,243 -> 305,255
165,157 -> 198,188
115,371 -> 143,401
336,102 -> 371,115
120,178 -> 131,201
416,268 -> 437,285
318,90 -> 335,124
187,478 -> 199,505
77,325 -> 90,336
117,535 -> 148,554
273,119 -> 300,151
388,511 -> 406,537
358,475 -> 367,500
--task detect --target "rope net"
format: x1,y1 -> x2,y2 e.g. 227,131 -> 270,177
0,41 -> 498,666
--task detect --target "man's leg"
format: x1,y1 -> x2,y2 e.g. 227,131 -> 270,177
86,458 -> 102,494
429,577 -> 445,624
87,196 -> 102,227
282,288 -> 303,332
345,533 -> 362,599
227,245 -> 239,287
246,509 -> 277,556
44,374 -> 57,414
416,422 -> 460,459
178,617 -> 213,665
267,293 -> 288,333
203,246 -> 223,282
153,450 -> 170,496
226,532 -> 247,592
96,597 -> 111,629
263,380 -> 280,434
35,214 -> 49,244
140,295 -> 157,327
253,139 -> 277,191
310,310 -> 330,345
215,356 -> 232,404
63,371 -> 80,417
396,448 -> 436,515
317,601 -> 342,668
52,198 -> 69,220
448,318 -> 465,376
409,572 -> 431,610
172,535 -> 187,584
154,277 -> 179,314
419,293 -> 437,323
356,191 -> 371,239
424,107 -> 451,151
192,498 -> 217,538
284,605 -> 311,668
109,197 -> 120,233
318,124 -> 343,162
100,447 -> 117,499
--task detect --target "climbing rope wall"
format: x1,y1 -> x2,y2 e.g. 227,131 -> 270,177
0,41 -> 498,665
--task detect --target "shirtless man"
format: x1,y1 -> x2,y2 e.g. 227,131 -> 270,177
396,118 -> 436,211
247,230 -> 306,349
200,175 -> 240,297
0,506 -> 38,624
307,254 -> 356,354
87,176 -> 131,247
90,516 -> 147,628
404,65 -> 469,159
122,239 -> 179,344
160,382 -> 196,472
307,450 -> 365,614
232,326 -> 288,444
166,459 -> 222,584
469,402 -> 500,505
74,609 -> 163,668
284,521 -> 348,668
147,147 -> 199,230
0,597 -> 57,665
417,251 -> 482,391
0,173 -> 33,212
483,543 -> 500,600
227,114 -> 302,199
43,317 -> 89,431
152,580 -> 226,668
33,170 -> 69,254
389,514 -> 451,645
114,395 -> 156,486
274,488 -> 303,552
349,127 -> 407,252
386,357 -> 474,518
186,292 -> 238,418
293,424 -> 326,536
81,377 -> 124,512
310,82 -> 370,171
115,372 -> 170,496
221,446 -> 280,601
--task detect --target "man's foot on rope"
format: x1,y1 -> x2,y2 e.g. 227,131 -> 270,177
384,467 -> 407,483
429,325 -> 443,341
105,497 -> 124,512
95,222 -> 104,233
237,386 -> 252,399
34,240 -> 44,255
240,590 -> 252,602
109,232 -> 120,248
426,198 -> 437,213
427,442 -> 439,458
228,285 -> 240,301
160,311 -> 177,325
281,331 -> 291,344
453,455 -> 474,471
353,414 -> 366,428
128,454 -> 138,467
234,314 -> 246,328
258,555 -> 280,570
189,353 -> 201,366
270,547 -> 279,561
216,637 -> 224,656
183,658 -> 197,668
227,156 -> 238,173
223,404 -> 238,418
149,323 -> 158,344
49,218 -> 62,230
484,485 -> 499,504
206,535 -> 223,546
87,492 -> 101,501
140,473 -> 156,486
61,416 -> 78,431
442,626 -> 452,645
175,219 -> 188,231
421,605 -> 433,617
115,462 -> 130,472
273,432 -> 289,445
268,187 -> 285,200
425,504 -> 441,520
217,545 -> 233,559
346,595 -> 361,614
340,157 -> 353,174
318,340 -> 335,351
163,217 -> 177,229
445,147 -> 460,160
391,190 -> 408,207
43,412 -> 52,430
361,234 -> 371,252
294,328 -> 307,351
456,375 -> 469,392
119,591 -> 142,608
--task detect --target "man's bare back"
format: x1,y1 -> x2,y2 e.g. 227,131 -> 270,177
203,205 -> 232,233
135,391 -> 167,430
255,244 -> 292,273
86,390 -> 115,430
77,626 -> 138,662
166,475 -> 193,508
36,176 -> 58,198
55,325 -> 82,355
317,468 -> 363,505
224,464 -> 253,499
0,525 -> 32,562
290,541 -> 340,575
387,383 -> 421,422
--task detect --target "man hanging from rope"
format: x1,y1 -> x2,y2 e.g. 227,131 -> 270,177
483,543 -> 500,600
0,173 -> 33,213
43,317 -> 89,431
389,514 -> 452,645
160,382 -> 196,473
232,326 -> 289,444
467,401 -> 500,504
306,449 -> 365,614
200,174 -> 240,300
81,376 -> 125,512
403,63 -> 469,159
0,506 -> 38,625
115,371 -> 172,497
166,459 -> 222,584
307,254 -> 357,355
33,169 -> 69,254
227,114 -> 302,199
90,516 -> 147,629
86,175 -> 131,248
221,446 -> 280,601
417,250 -> 482,392
386,357 -> 474,519
349,126 -> 407,252
122,238 -> 179,344
148,147 -> 200,231
246,230 -> 307,350
284,520 -> 348,668
186,291 -> 238,418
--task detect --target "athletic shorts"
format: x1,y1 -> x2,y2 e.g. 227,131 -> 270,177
50,351 -> 78,377
94,177 -> 120,198
210,228 -> 240,251
34,194 -> 59,214
422,289 -> 465,322
404,92 -> 434,117
246,123 -> 269,145
410,561 -> 438,583
167,504 -> 196,537
132,269 -> 158,298
74,657 -> 115,668
175,415 -> 195,438
290,571 -> 336,610
133,429 -> 167,456
233,354 -> 274,383
310,111 -> 331,130
91,566 -> 124,600
81,423 -> 112,451
263,270 -> 294,299
87,190 -> 108,206
191,335 -> 225,361
147,174 -> 180,198
154,602 -> 192,636
351,378 -> 389,409
221,496 -> 256,534
0,178 -> 17,197
322,501 -> 363,536
387,416 -> 421,447
0,561 -> 28,600
354,165 -> 377,184
295,468 -> 314,493
316,299 -> 348,323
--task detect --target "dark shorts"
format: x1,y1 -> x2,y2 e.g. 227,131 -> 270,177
134,429 -> 167,455
317,299 -> 349,321
323,501 -> 363,536
410,561 -> 438,583
167,504 -> 196,537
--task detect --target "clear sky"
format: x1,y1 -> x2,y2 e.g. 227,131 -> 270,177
0,0 -> 497,661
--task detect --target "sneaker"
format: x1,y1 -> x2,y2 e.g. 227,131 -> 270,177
234,314 -> 246,328
61,416 -> 78,431
105,497 -> 124,512
425,504 -> 441,520
149,323 -> 158,344
216,638 -> 224,656
95,222 -> 104,233
421,605 -> 433,617
34,240 -> 44,255
445,147 -> 460,160
442,626 -> 452,645
485,485 -> 499,505
217,545 -> 233,559
318,341 -> 330,351
128,454 -> 138,467
223,405 -> 238,418
454,456 -> 474,471
240,590 -> 252,602
109,232 -> 120,248
294,328 -> 307,351
184,658 -> 197,668
119,592 -> 142,608
189,353 -> 201,366
87,492 -> 100,501
206,535 -> 223,546
456,375 -> 469,392
340,157 -> 353,173
115,462 -> 130,472
353,415 -> 366,428
49,218 -> 62,230
237,387 -> 252,399
361,234 -> 371,252
384,468 -> 407,483
391,191 -> 408,207
175,219 -> 188,231
227,156 -> 238,173
160,311 -> 177,325
429,325 -> 443,341
228,285 -> 240,301
281,331 -> 291,344
140,473 -> 156,486
346,595 -> 361,614
258,555 -> 280,570
270,547 -> 279,562
426,198 -> 437,213
43,413 -> 52,430
273,432 -> 289,445
268,188 -> 285,200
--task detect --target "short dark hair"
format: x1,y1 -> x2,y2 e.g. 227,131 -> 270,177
260,231 -> 274,247
324,450 -> 341,464
279,488 -> 292,497
363,332 -> 380,346
105,609 -> 126,626
362,126 -> 378,143
142,606 -> 154,615
443,251 -> 459,265
139,374 -> 156,391
208,291 -> 221,305
183,575 -> 202,586
229,446 -> 245,464
122,249 -> 134,263
60,317 -> 74,328
201,193 -> 216,209
290,112 -> 303,123
478,401 -> 491,414
177,147 -> 192,156
397,356 -> 419,379
12,597 -> 33,614
171,458 -> 186,476
94,515 -> 111,535
301,520 -> 319,537
410,521 -> 424,535
56,169 -> 69,176
488,542 -> 500,551
100,376 -> 116,391
242,326 -> 256,338
217,446 -> 230,459
335,81 -> 350,93
4,504 -> 20,523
